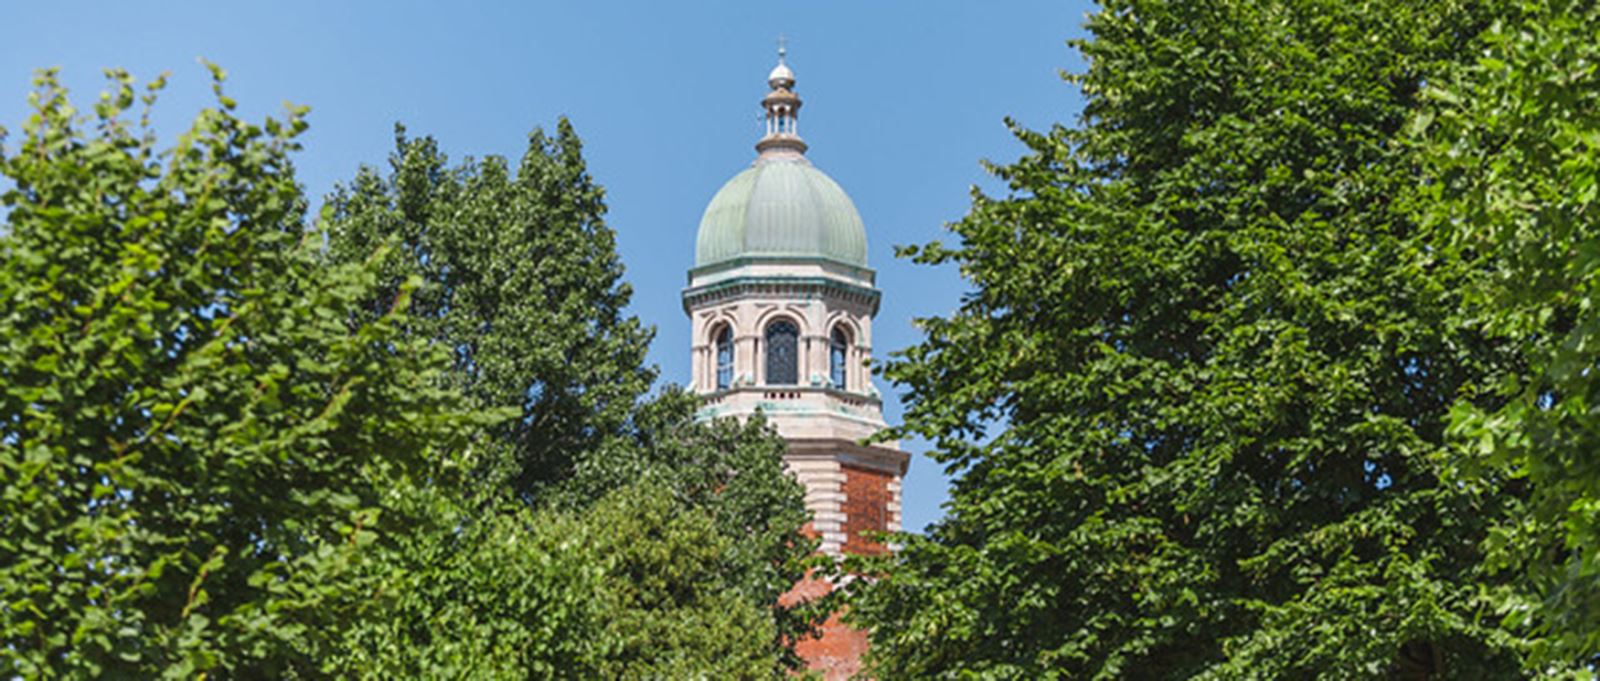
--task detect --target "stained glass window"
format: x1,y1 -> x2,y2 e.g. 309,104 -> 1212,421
715,325 -> 733,390
765,320 -> 799,385
830,327 -> 849,389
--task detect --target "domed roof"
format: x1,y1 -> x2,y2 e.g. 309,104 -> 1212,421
695,156 -> 868,268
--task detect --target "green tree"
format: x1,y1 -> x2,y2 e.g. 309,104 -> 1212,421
324,125 -> 654,495
582,483 -> 793,679
326,396 -> 818,679
1416,0 -> 1600,662
331,479 -> 795,680
354,392 -> 819,679
0,68 -> 492,677
324,129 -> 817,673
562,389 -> 821,669
849,1 -> 1556,677
0,66 -> 816,678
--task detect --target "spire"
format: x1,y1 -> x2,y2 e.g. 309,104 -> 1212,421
757,37 -> 808,157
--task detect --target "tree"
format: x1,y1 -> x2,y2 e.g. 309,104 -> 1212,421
558,388 -> 820,668
328,477 -> 795,679
0,66 -> 817,678
848,1 -> 1559,677
325,393 -> 818,679
324,129 -> 818,672
1416,0 -> 1600,662
324,125 -> 654,496
0,67 -> 492,677
581,483 -> 794,679
322,480 -> 607,678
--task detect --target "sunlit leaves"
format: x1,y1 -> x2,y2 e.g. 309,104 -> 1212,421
1417,0 -> 1600,663
849,1 -> 1552,677
0,68 -> 490,676
322,123 -> 816,674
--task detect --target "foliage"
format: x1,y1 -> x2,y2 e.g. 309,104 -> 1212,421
329,481 -> 789,679
583,483 -> 791,679
324,124 -> 654,496
848,1 -> 1563,677
323,127 -> 816,672
324,486 -> 606,678
0,66 -> 815,679
1416,0 -> 1600,662
328,395 -> 817,679
0,68 -> 494,677
554,388 -> 819,666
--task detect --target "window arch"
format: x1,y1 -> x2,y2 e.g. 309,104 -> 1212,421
830,326 -> 850,389
714,324 -> 734,390
764,319 -> 799,385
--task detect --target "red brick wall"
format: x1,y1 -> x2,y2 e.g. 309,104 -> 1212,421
782,574 -> 869,681
841,464 -> 891,556
795,608 -> 870,680
786,464 -> 897,679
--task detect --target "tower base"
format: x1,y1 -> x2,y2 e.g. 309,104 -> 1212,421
782,575 -> 869,680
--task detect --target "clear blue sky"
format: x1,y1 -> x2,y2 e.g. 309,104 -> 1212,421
1,1 -> 1091,533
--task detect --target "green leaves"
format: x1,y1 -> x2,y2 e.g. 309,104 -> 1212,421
0,67 -> 491,677
849,0 -> 1559,677
321,121 -> 815,673
1415,0 -> 1600,663
324,121 -> 656,497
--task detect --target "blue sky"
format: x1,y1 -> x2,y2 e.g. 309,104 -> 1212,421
1,1 -> 1092,533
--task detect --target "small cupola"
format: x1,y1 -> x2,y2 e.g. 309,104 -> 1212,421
757,42 -> 807,156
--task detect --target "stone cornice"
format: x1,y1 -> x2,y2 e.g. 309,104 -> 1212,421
682,275 -> 881,315
787,440 -> 911,476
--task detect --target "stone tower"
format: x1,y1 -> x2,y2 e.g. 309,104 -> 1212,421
683,48 -> 907,679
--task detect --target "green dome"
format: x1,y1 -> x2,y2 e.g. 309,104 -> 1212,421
694,156 -> 868,269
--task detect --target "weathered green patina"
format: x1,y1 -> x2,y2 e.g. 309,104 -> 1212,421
694,155 -> 868,268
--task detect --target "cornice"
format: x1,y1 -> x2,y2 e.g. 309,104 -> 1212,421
682,275 -> 881,316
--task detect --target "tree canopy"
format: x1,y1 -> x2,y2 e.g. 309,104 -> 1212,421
848,1 -> 1587,677
1417,0 -> 1600,662
324,123 -> 655,496
320,122 -> 817,673
0,66 -> 496,676
0,67 -> 813,678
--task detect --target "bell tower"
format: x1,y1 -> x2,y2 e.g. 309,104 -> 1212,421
683,47 -> 907,678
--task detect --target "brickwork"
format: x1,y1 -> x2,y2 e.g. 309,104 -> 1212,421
781,575 -> 869,681
794,608 -> 869,679
841,464 -> 891,556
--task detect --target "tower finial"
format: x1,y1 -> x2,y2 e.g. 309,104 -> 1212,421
758,40 -> 806,157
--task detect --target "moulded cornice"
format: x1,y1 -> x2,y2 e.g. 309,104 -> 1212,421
681,275 -> 881,316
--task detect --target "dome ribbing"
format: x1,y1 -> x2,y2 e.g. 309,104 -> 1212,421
694,156 -> 867,268
692,48 -> 869,269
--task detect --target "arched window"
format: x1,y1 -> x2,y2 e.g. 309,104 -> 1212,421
764,320 -> 799,385
830,326 -> 850,389
714,325 -> 734,390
